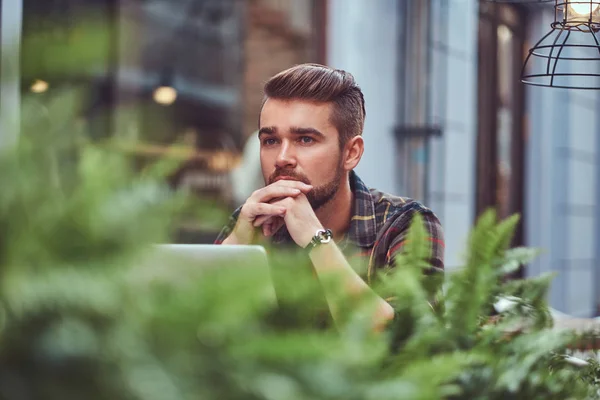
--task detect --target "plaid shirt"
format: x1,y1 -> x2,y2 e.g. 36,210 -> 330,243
215,171 -> 444,281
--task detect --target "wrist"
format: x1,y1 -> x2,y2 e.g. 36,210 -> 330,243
298,224 -> 322,248
308,239 -> 333,260
226,225 -> 254,245
222,232 -> 240,245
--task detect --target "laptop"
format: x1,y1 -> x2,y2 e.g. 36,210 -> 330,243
129,244 -> 276,302
151,244 -> 269,268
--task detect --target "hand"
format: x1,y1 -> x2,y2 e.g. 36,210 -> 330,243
254,213 -> 286,238
268,193 -> 324,248
226,180 -> 312,245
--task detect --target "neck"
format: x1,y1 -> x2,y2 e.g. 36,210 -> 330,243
314,174 -> 353,242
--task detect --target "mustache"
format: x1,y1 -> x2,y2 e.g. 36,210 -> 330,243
268,169 -> 311,185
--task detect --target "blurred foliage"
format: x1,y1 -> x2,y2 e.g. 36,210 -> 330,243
2,120 -> 600,398
1,11 -> 600,400
20,8 -> 114,83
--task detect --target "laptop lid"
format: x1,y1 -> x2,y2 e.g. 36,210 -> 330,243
129,244 -> 276,302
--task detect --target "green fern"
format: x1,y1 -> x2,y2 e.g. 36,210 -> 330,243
2,16 -> 600,397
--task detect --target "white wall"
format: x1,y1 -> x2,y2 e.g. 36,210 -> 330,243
326,0 -> 400,195
428,0 -> 479,269
0,0 -> 23,151
327,1 -> 600,316
525,8 -> 600,317
327,0 -> 479,270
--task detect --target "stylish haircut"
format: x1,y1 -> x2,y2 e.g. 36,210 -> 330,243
262,63 -> 366,147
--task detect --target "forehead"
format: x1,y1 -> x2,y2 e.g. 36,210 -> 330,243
259,99 -> 335,130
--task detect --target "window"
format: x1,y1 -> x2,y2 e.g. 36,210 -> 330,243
20,0 -> 326,243
476,1 -> 527,249
395,0 -> 441,204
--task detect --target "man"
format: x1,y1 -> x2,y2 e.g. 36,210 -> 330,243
216,64 -> 444,330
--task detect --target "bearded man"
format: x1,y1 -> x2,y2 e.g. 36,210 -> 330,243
215,64 -> 444,329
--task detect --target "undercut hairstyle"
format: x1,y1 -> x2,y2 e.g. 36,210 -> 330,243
262,63 -> 366,147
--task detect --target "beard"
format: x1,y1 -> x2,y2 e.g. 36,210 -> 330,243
267,164 -> 344,211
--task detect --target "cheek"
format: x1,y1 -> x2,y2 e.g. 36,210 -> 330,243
299,148 -> 341,181
259,150 -> 271,178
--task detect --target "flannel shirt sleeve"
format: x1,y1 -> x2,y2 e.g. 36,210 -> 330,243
214,206 -> 242,244
385,210 -> 445,274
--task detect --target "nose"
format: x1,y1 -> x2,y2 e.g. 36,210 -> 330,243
275,140 -> 297,169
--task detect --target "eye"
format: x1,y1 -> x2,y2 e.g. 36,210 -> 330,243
298,136 -> 314,144
261,138 -> 278,146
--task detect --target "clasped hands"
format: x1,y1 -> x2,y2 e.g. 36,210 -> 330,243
229,180 -> 324,248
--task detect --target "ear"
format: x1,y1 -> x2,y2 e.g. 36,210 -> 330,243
342,136 -> 364,171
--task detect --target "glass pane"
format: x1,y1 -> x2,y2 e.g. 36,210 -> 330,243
21,0 -> 322,242
396,0 -> 432,203
496,23 -> 515,219
397,136 -> 428,202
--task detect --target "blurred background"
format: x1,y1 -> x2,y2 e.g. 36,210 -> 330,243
0,0 -> 598,318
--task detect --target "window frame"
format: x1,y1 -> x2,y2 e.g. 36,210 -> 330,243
476,1 -> 527,254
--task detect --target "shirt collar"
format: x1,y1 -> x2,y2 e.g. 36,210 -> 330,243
346,171 -> 377,248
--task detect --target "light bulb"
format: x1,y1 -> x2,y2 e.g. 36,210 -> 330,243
30,79 -> 49,93
153,86 -> 177,105
569,1 -> 599,16
210,152 -> 229,171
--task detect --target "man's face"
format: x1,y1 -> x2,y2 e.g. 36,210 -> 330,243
259,98 -> 345,210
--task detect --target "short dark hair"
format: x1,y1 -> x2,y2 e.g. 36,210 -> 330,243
262,63 -> 366,147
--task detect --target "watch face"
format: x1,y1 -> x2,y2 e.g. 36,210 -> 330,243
319,236 -> 331,244
310,229 -> 333,248
318,229 -> 333,244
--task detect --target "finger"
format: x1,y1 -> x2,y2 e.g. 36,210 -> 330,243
267,196 -> 286,205
267,218 -> 285,237
272,180 -> 313,193
268,197 -> 296,209
253,214 -> 273,227
263,222 -> 271,237
272,218 -> 285,233
264,221 -> 278,237
251,182 -> 312,203
263,217 -> 285,237
244,203 -> 286,219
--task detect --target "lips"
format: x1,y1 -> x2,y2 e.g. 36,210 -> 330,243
274,176 -> 297,182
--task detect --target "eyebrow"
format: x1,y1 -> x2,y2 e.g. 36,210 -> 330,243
290,127 -> 325,138
258,127 -> 275,136
258,126 -> 325,138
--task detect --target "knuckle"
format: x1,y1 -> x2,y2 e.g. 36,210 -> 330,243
247,202 -> 262,212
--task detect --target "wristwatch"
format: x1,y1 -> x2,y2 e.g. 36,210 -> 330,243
307,229 -> 333,249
